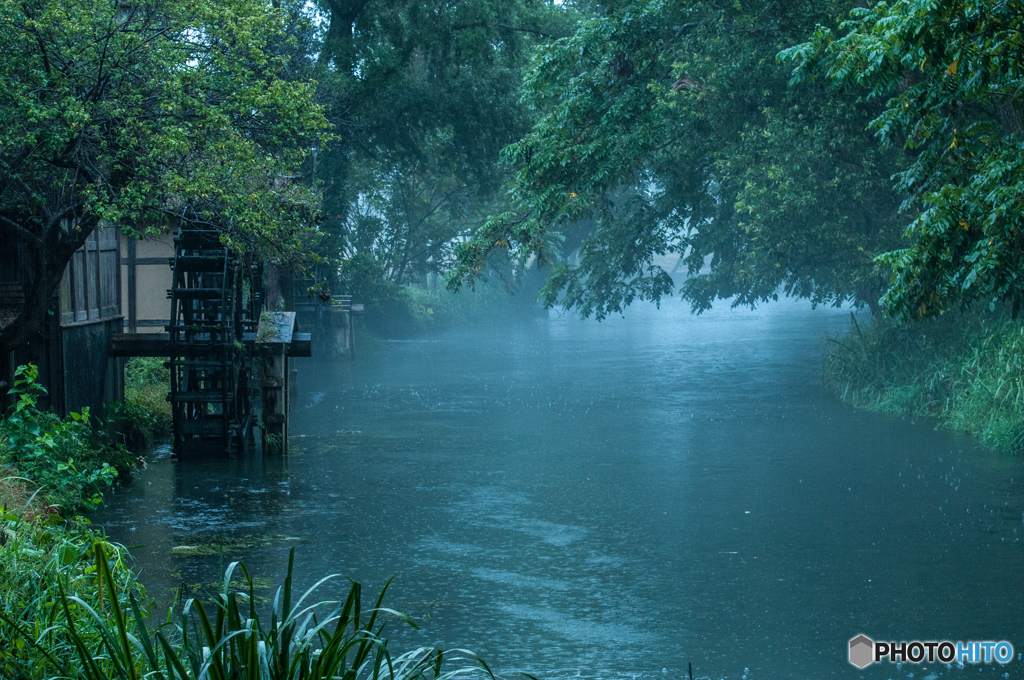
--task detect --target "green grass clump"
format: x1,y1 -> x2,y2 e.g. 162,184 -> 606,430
43,547 -> 495,680
0,514 -> 145,680
2,538 -> 494,680
825,311 -> 1024,453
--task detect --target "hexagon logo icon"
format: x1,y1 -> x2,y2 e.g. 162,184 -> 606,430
849,634 -> 874,669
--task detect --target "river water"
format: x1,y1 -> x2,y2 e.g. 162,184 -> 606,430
96,299 -> 1024,679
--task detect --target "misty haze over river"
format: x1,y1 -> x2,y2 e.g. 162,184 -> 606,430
96,299 -> 1024,679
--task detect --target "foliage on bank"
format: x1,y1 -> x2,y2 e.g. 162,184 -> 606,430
0,365 -> 137,513
1,365 -> 145,678
825,312 -> 1024,454
343,253 -> 539,338
787,0 -> 1024,321
0,513 -> 144,680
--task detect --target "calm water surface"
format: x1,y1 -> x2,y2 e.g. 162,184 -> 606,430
97,300 -> 1024,679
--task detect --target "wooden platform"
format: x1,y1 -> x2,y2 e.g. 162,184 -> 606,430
111,332 -> 312,358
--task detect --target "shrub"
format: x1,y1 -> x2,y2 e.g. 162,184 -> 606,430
339,253 -> 533,340
0,365 -> 136,514
341,254 -> 417,338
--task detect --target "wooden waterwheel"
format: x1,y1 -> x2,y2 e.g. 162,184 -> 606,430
167,227 -> 259,453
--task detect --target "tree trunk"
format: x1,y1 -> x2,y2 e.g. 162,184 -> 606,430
0,216 -> 93,357
315,0 -> 371,290
857,275 -> 886,320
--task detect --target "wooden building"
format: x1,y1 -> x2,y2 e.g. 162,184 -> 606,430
0,224 -> 125,416
2,219 -> 346,455
121,228 -> 176,333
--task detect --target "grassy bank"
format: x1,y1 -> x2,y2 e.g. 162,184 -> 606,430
824,311 -> 1024,454
1,364 -> 145,678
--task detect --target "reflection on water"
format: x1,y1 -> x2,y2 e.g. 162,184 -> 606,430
96,299 -> 1024,679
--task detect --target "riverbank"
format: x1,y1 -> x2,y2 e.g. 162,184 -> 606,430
0,364 -> 145,678
343,253 -> 543,340
1,363 -> 489,679
824,310 -> 1024,454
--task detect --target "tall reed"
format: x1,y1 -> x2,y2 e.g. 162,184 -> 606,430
824,311 -> 1024,453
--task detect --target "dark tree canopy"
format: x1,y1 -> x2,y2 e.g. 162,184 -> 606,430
0,0 -> 328,354
786,0 -> 1024,320
7,0 -> 1018,342
311,0 -> 576,288
449,0 -> 906,319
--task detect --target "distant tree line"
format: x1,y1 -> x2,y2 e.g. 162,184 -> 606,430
305,0 -> 580,302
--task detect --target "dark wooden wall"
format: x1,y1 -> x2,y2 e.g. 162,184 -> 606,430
1,224 -> 124,417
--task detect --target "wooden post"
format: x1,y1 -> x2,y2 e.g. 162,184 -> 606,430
256,311 -> 295,454
126,237 -> 137,333
350,303 -> 363,359
265,260 -> 282,311
261,345 -> 287,453
330,306 -> 351,356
